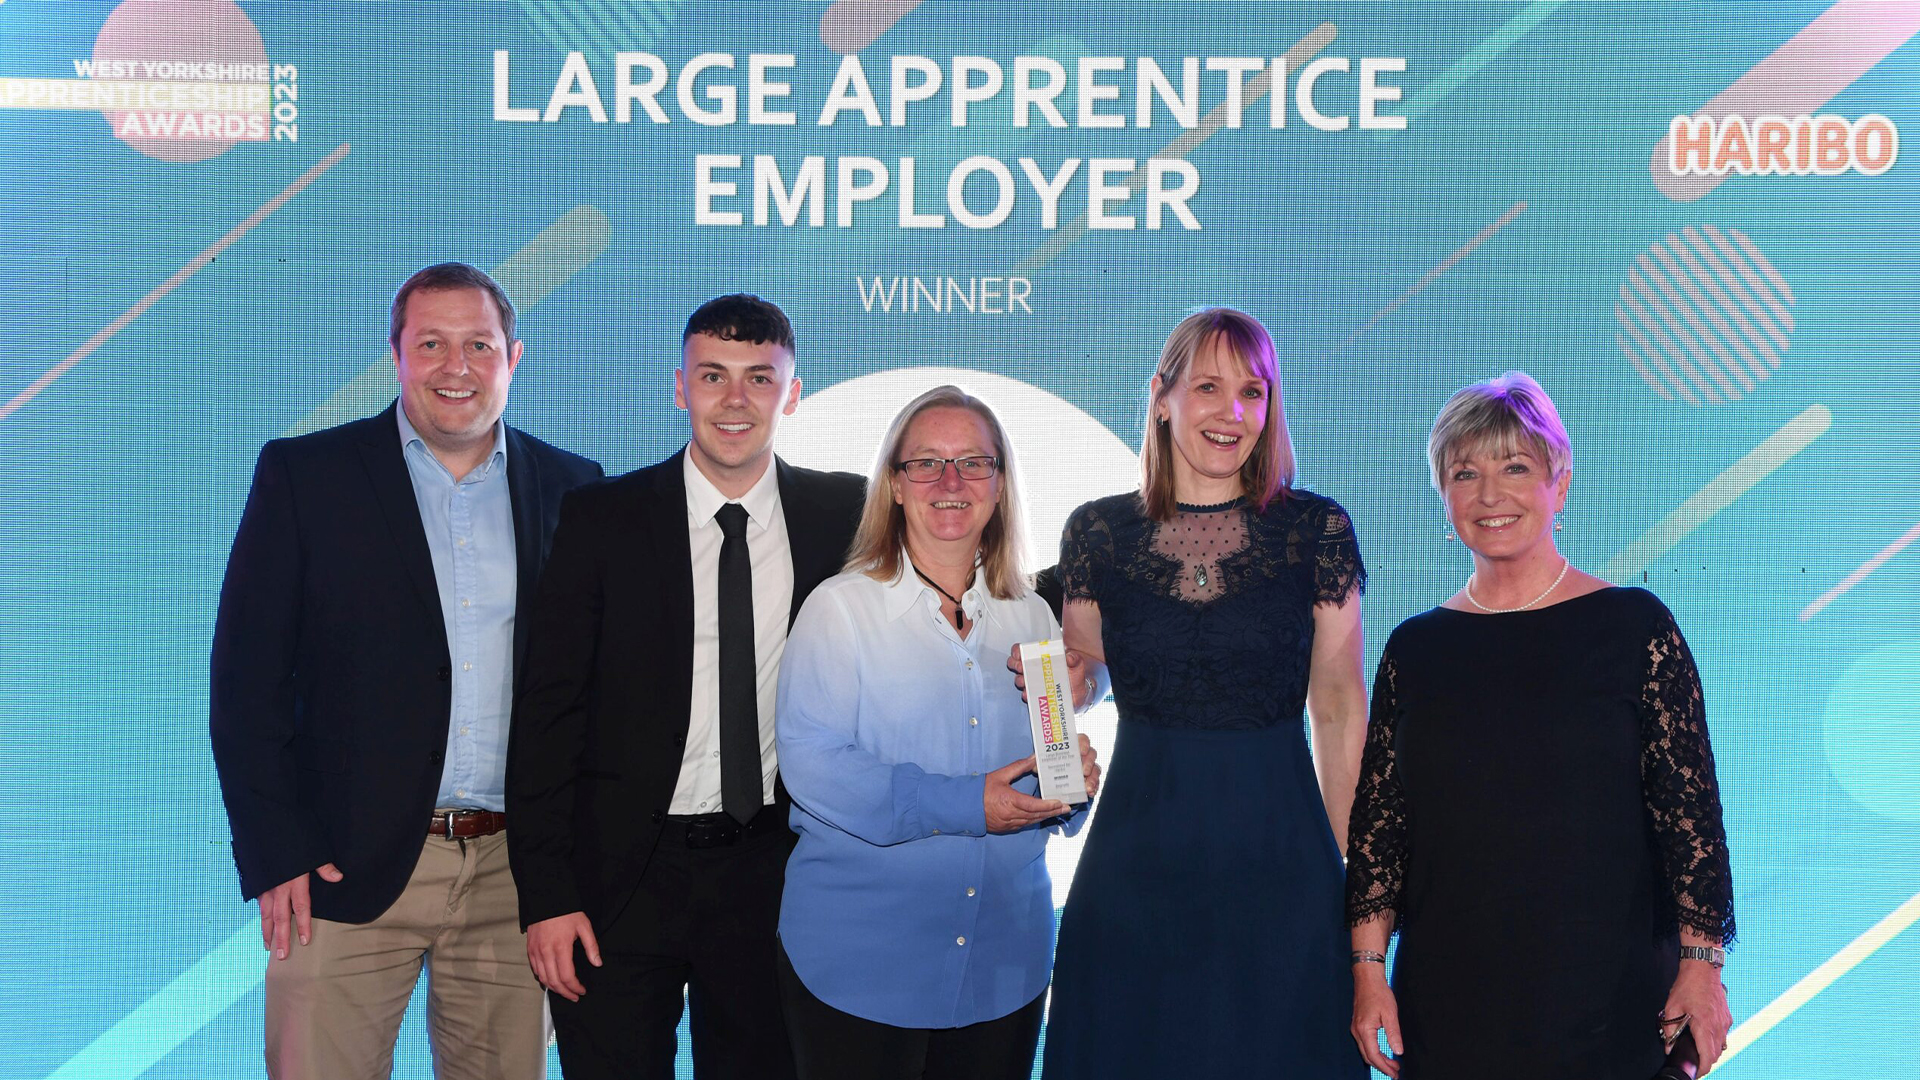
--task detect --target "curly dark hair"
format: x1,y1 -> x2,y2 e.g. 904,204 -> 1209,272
682,293 -> 795,356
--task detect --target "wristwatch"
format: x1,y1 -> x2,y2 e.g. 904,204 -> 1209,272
1678,945 -> 1725,968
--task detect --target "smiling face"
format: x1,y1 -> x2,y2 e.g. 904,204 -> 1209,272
1442,442 -> 1570,562
892,405 -> 1002,557
392,286 -> 521,471
1152,333 -> 1270,503
675,332 -> 801,496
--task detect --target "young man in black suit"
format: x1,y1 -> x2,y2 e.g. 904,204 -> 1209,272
508,294 -> 864,1080
210,262 -> 604,1077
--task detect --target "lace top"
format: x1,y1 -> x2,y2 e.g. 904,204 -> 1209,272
1344,587 -> 1736,948
1059,490 -> 1365,731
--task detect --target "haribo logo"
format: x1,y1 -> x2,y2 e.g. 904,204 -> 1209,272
1667,114 -> 1897,178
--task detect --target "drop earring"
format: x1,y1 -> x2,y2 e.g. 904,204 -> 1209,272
1443,518 -> 1457,542
1554,510 -> 1566,532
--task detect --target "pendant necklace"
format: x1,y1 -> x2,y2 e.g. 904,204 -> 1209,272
1174,496 -> 1241,592
1465,559 -> 1570,613
912,563 -> 970,632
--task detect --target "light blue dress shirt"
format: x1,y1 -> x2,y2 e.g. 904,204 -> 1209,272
396,404 -> 517,811
776,562 -> 1085,1029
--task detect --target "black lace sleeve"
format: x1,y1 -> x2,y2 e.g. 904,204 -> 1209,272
1313,497 -> 1367,605
1058,500 -> 1115,603
1640,606 -> 1737,947
1345,647 -> 1405,929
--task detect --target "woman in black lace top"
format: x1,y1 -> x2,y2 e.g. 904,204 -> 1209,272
1041,309 -> 1369,1079
1344,372 -> 1735,1079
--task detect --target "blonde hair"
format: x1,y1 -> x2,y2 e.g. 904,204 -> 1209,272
1139,307 -> 1296,520
1427,370 -> 1572,491
843,385 -> 1032,600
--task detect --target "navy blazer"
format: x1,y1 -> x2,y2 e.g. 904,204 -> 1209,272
210,402 -> 603,923
506,450 -> 865,929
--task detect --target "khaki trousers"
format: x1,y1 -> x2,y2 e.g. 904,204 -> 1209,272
264,831 -> 548,1080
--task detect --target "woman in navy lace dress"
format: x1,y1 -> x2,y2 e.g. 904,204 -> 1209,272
1344,373 -> 1735,1079
1041,309 -> 1369,1079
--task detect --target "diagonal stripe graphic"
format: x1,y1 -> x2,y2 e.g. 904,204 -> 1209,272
44,922 -> 262,1080
1329,200 -> 1527,357
1717,890 -> 1920,1067
1660,238 -> 1779,375
1,143 -> 352,423
1650,0 -> 1920,202
1619,290 -> 1708,405
1600,405 -> 1831,580
1633,257 -> 1743,398
1628,268 -> 1727,403
1372,0 -> 1567,138
1799,519 -> 1920,620
281,205 -> 614,438
1014,23 -> 1336,275
1649,242 -> 1763,387
1681,227 -> 1790,352
1618,294 -> 1703,405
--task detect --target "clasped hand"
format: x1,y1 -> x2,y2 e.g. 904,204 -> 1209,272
1005,643 -> 1097,711
990,753 -> 1082,826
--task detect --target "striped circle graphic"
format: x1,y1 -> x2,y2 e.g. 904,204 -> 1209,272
1614,225 -> 1796,405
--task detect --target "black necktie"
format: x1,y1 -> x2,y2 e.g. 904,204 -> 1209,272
715,503 -> 761,824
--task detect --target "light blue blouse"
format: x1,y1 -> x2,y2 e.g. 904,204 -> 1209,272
776,563 -> 1085,1028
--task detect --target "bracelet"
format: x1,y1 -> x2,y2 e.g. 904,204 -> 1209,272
1678,945 -> 1725,968
1351,950 -> 1386,965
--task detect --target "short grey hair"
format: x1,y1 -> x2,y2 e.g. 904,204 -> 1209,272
1427,371 -> 1572,491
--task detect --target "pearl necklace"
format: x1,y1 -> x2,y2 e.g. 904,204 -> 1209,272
1465,559 -> 1570,613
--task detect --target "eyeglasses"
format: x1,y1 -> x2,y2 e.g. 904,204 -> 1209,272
895,456 -> 1000,483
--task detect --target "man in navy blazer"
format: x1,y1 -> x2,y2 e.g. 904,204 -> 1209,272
210,262 -> 602,1079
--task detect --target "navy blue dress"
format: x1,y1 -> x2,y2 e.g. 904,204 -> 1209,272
1042,491 -> 1368,1079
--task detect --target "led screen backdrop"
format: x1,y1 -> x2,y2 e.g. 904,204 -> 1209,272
2,2 -> 1917,1077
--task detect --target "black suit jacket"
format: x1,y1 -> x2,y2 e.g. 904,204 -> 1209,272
209,403 -> 603,924
506,451 -> 865,929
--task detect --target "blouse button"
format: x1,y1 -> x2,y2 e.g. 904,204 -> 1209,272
956,936 -> 966,946
966,887 -> 976,897
969,717 -> 978,726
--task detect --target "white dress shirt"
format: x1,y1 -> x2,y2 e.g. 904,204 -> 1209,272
676,450 -> 793,815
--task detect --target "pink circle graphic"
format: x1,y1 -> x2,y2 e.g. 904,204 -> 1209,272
1614,225 -> 1796,406
92,0 -> 269,163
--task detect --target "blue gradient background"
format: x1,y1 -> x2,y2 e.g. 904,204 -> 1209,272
2,3 -> 1916,1077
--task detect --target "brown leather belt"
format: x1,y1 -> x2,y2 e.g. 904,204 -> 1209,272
428,809 -> 506,839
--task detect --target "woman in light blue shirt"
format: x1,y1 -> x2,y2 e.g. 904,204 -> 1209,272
775,384 -> 1100,1080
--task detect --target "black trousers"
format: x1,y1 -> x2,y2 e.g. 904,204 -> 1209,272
777,944 -> 1046,1080
550,820 -> 798,1080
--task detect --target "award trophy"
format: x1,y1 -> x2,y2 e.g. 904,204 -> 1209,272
1018,639 -> 1088,805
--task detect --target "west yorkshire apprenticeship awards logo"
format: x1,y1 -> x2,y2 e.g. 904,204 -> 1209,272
0,0 -> 299,163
